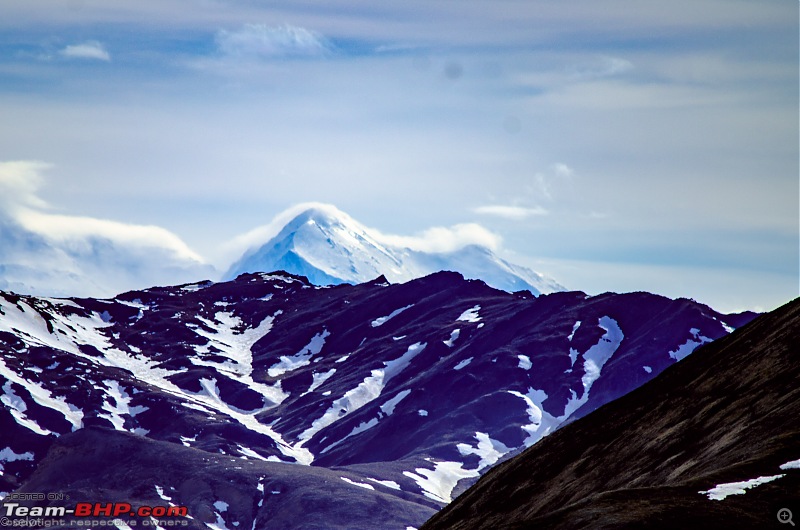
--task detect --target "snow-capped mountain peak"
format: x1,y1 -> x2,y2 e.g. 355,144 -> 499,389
227,205 -> 402,286
225,204 -> 563,295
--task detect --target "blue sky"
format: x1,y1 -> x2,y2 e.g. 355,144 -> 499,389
0,0 -> 797,312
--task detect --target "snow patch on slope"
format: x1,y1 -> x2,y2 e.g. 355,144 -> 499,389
780,458 -> 800,470
403,461 -> 479,504
1,380 -> 52,435
517,355 -> 532,370
581,316 -> 624,393
340,477 -> 375,490
506,317 -> 624,448
568,321 -> 581,341
699,475 -> 784,500
669,328 -> 712,361
453,358 -> 472,371
457,432 -> 511,470
507,388 -> 561,448
189,378 -> 313,465
443,329 -> 460,347
321,389 -> 413,455
372,305 -> 413,327
299,344 -> 425,447
560,316 -> 625,420
305,369 -> 336,394
0,447 -> 34,474
98,380 -> 148,431
457,306 -> 481,323
366,478 -> 402,491
268,329 -> 330,377
0,297 -> 120,357
0,357 -> 83,432
191,311 -> 278,377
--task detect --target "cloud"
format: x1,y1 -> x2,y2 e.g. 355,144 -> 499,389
551,163 -> 573,177
373,223 -> 502,254
16,210 -> 204,264
224,202 -> 504,262
215,24 -> 334,59
528,163 -> 574,202
569,55 -> 633,79
221,202 -> 339,262
1,2 -> 794,312
473,163 -> 572,221
0,160 -> 50,210
474,205 -> 548,220
0,161 -> 211,297
59,41 -> 111,61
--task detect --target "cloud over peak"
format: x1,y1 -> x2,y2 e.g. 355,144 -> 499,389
372,222 -> 502,254
226,202 -> 504,259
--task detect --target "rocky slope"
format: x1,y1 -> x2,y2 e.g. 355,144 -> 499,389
422,298 -> 800,530
0,271 -> 756,529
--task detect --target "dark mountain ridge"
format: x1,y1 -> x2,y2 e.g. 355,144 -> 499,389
422,297 -> 800,530
0,271 -> 758,528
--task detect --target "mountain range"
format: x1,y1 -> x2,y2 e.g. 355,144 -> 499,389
422,297 -> 800,530
0,271 -> 756,529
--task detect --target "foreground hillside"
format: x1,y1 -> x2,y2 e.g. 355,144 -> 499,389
0,271 -> 754,528
422,297 -> 800,530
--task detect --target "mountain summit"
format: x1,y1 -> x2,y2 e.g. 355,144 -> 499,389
225,205 -> 563,295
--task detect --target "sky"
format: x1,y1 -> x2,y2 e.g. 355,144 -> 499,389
0,0 -> 797,312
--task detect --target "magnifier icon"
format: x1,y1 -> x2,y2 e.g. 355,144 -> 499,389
779,508 -> 795,526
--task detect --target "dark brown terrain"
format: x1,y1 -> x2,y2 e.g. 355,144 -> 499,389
422,297 -> 800,530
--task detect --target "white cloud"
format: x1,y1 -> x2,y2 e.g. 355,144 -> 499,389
0,2 -> 794,311
0,161 -> 201,261
373,223 -> 502,254
539,79 -> 735,111
221,202 -> 339,263
527,163 -> 575,203
2,0 -> 792,50
474,205 -> 548,220
16,210 -> 204,264
59,41 -> 110,61
568,55 -> 633,79
0,161 -> 211,297
0,160 -> 50,210
551,163 -> 573,177
474,163 -> 572,220
223,202 -> 503,262
215,24 -> 333,59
